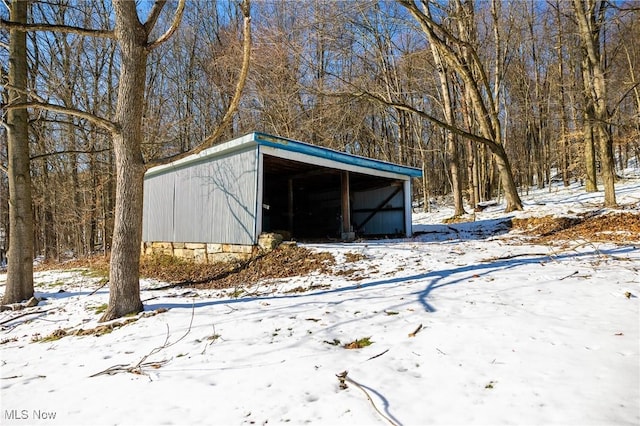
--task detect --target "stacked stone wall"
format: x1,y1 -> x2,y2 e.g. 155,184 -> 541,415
142,233 -> 285,263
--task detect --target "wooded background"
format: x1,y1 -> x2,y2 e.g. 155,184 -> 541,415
1,0 -> 639,261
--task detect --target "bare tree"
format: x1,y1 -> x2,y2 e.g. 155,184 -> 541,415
104,0 -> 250,321
2,0 -> 251,321
553,0 -> 572,187
396,0 -> 523,212
3,0 -> 34,304
572,0 -> 616,206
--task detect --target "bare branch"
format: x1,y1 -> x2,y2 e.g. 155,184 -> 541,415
398,0 -> 498,138
147,0 -> 185,50
146,0 -> 252,168
30,148 -> 112,162
144,0 -> 167,34
0,20 -> 115,39
5,102 -> 118,133
355,89 -> 501,152
2,82 -> 47,103
610,82 -> 640,117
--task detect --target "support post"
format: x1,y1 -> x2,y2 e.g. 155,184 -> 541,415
341,171 -> 354,241
288,178 -> 294,234
404,179 -> 412,237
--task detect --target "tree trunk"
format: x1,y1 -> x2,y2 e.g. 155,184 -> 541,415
573,0 -> 616,205
102,135 -> 145,321
424,8 -> 466,217
4,0 -> 34,304
468,140 -> 479,208
555,0 -> 570,187
597,124 -> 616,206
100,1 -> 148,321
581,58 -> 599,192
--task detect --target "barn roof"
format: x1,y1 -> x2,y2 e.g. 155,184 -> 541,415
145,132 -> 423,179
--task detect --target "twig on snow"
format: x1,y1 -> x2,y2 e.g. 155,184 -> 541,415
88,280 -> 109,296
408,324 -> 423,337
480,252 -> 549,262
559,271 -> 579,280
336,371 -> 399,426
366,349 -> 389,361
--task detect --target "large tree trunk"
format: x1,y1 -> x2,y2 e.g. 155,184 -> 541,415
492,144 -> 522,213
4,0 -> 34,304
102,135 -> 145,321
597,124 -> 616,206
100,1 -> 148,321
573,0 -> 616,205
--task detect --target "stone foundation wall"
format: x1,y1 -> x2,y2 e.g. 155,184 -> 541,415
142,233 -> 284,264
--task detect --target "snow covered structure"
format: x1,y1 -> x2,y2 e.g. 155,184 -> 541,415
142,132 -> 421,261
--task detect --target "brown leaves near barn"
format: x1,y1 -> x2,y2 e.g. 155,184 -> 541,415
511,212 -> 640,244
156,244 -> 335,290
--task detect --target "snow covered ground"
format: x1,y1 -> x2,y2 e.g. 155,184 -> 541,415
1,178 -> 639,426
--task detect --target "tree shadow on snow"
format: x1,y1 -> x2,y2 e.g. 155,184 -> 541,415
411,217 -> 514,243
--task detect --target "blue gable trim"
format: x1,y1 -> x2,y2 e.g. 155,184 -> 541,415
253,132 -> 422,178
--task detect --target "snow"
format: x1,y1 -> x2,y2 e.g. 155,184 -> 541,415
1,179 -> 639,426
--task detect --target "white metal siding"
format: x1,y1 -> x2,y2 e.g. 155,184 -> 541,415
143,147 -> 258,245
143,172 -> 175,241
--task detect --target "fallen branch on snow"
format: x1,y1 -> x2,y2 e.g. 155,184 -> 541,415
89,305 -> 195,379
0,307 -> 55,327
480,252 -> 550,262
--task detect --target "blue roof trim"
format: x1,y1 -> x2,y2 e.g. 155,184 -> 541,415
253,132 -> 422,178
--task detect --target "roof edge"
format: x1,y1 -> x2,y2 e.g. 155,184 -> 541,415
254,132 -> 422,178
145,132 -> 423,179
145,133 -> 258,178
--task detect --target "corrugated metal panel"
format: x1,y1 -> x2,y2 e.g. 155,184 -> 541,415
352,186 -> 405,235
143,147 -> 258,245
143,172 -> 175,241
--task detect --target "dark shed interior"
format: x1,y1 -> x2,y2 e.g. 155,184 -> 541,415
262,155 -> 406,240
